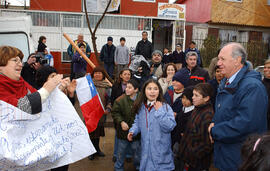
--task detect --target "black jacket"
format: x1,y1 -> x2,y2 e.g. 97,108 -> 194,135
100,44 -> 116,63
263,78 -> 270,130
172,50 -> 185,64
184,66 -> 210,86
111,82 -> 125,106
135,39 -> 153,60
37,42 -> 47,53
21,62 -> 37,89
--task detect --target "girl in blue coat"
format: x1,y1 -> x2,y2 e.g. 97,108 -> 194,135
128,79 -> 176,171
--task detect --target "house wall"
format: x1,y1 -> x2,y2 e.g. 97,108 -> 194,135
30,0 -> 81,12
211,0 -> 270,27
175,0 -> 212,23
120,0 -> 168,17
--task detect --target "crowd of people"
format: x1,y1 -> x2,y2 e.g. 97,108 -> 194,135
1,30 -> 270,171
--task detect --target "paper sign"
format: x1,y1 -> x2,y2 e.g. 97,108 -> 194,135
158,3 -> 186,20
0,88 -> 96,171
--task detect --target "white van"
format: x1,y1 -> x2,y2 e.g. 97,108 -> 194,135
0,16 -> 35,62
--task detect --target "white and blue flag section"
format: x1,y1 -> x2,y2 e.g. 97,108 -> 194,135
76,74 -> 105,133
0,88 -> 96,171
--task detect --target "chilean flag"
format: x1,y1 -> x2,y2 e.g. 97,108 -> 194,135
76,74 -> 105,133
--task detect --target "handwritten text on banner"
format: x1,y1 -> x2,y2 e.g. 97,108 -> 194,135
0,88 -> 96,171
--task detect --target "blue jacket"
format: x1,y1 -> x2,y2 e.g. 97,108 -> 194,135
211,63 -> 268,171
67,40 -> 91,57
130,103 -> 176,171
72,52 -> 87,73
100,44 -> 116,63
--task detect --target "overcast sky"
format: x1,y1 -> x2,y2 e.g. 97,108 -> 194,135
6,0 -> 176,6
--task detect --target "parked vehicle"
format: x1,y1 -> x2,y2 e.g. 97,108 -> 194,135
0,16 -> 35,62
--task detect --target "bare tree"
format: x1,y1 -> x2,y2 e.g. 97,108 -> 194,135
83,0 -> 113,82
83,0 -> 112,63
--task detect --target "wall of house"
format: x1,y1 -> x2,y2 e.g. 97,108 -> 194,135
120,0 -> 169,16
211,0 -> 270,27
175,0 -> 212,23
30,0 -> 81,12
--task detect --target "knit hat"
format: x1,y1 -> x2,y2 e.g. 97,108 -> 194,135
152,50 -> 163,57
172,68 -> 190,87
107,36 -> 113,42
181,86 -> 194,103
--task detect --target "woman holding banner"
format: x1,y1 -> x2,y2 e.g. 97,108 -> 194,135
0,46 -> 63,114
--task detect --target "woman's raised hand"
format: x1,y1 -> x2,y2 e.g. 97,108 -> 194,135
43,74 -> 63,93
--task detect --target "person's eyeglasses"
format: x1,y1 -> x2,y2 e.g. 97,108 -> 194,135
10,57 -> 22,64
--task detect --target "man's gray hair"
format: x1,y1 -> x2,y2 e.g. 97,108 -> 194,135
185,51 -> 198,60
223,42 -> 247,64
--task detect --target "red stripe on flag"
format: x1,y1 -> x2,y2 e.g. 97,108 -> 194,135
81,95 -> 105,133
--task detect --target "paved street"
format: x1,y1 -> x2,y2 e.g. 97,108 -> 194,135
68,127 -> 136,171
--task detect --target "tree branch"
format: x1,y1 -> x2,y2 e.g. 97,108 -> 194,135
83,0 -> 93,35
93,0 -> 112,35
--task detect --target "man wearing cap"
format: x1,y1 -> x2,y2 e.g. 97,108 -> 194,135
135,31 -> 153,61
150,50 -> 164,79
100,36 -> 116,78
183,51 -> 209,86
172,43 -> 185,70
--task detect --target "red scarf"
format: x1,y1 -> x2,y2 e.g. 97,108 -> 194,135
0,74 -> 36,107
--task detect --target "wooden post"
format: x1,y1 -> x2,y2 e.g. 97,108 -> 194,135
63,33 -> 112,87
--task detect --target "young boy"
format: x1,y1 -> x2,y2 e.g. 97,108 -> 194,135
172,44 -> 185,70
114,37 -> 130,76
111,79 -> 141,171
208,66 -> 224,108
162,47 -> 172,64
164,69 -> 190,114
72,43 -> 87,79
173,86 -> 195,171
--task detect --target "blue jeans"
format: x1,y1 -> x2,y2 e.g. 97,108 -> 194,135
114,139 -> 141,171
113,132 -> 132,158
104,62 -> 114,78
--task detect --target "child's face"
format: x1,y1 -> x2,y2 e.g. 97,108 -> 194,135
80,46 -> 85,52
192,90 -> 209,106
126,83 -> 137,96
145,82 -> 159,102
182,95 -> 192,107
172,80 -> 184,91
164,48 -> 168,54
120,40 -> 125,46
215,68 -> 224,82
120,70 -> 131,83
48,72 -> 57,80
